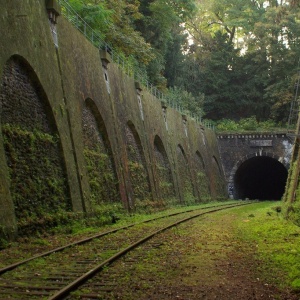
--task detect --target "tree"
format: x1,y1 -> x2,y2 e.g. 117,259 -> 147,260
135,0 -> 196,88
183,0 -> 300,122
68,0 -> 154,67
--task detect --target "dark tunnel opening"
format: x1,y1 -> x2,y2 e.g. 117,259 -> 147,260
234,156 -> 288,200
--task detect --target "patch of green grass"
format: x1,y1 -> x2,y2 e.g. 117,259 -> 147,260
32,238 -> 52,246
234,201 -> 300,291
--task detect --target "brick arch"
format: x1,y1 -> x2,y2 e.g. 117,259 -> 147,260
153,135 -> 175,199
0,55 -> 71,228
82,98 -> 120,205
228,151 -> 287,199
125,120 -> 151,203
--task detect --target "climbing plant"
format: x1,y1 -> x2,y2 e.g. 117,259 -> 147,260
2,124 -> 71,228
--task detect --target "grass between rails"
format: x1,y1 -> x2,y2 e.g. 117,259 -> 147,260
73,201 -> 300,300
0,200 -> 236,267
1,200 -> 299,297
234,201 -> 300,292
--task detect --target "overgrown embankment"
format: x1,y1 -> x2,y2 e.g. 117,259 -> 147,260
0,201 -> 299,299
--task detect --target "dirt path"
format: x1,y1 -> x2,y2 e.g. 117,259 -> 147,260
1,204 -> 299,299
108,206 -> 298,300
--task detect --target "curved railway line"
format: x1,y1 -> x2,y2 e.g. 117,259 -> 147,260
0,201 -> 253,299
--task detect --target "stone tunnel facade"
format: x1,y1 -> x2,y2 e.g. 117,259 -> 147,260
0,0 -> 226,237
217,133 -> 293,200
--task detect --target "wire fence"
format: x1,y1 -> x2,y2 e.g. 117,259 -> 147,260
57,0 -> 214,130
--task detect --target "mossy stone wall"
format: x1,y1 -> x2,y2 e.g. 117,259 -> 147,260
0,0 -> 227,236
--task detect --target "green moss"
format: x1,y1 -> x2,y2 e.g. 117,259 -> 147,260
155,163 -> 176,201
2,123 -> 71,232
235,202 -> 300,292
84,147 -> 120,208
196,171 -> 211,202
282,160 -> 300,224
128,160 -> 151,203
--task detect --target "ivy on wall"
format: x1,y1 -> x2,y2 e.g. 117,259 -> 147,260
177,145 -> 196,204
154,136 -> 175,201
84,147 -> 119,205
0,56 -> 71,232
194,152 -> 211,202
126,123 -> 151,206
212,156 -> 226,200
196,171 -> 211,202
82,102 -> 120,208
3,124 -> 71,226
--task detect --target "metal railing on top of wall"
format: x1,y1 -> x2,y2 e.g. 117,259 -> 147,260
57,0 -> 214,130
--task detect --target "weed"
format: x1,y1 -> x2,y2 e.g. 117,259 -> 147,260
235,202 -> 300,292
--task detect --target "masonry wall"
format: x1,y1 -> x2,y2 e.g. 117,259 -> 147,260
217,132 -> 293,197
0,0 -> 226,237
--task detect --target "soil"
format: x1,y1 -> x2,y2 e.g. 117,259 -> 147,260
107,209 -> 299,300
1,206 -> 299,299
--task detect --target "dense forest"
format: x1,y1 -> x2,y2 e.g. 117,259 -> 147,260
68,0 -> 300,128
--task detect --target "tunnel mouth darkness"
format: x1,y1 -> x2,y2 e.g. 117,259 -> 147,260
234,156 -> 288,200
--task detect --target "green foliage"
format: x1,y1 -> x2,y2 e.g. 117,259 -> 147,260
183,191 -> 197,205
68,0 -> 155,68
238,116 -> 260,131
236,202 -> 300,291
197,172 -> 211,202
215,117 -> 280,132
128,160 -> 151,202
135,0 -> 196,87
155,163 -> 175,200
66,0 -> 300,123
166,86 -> 204,117
215,119 -> 239,131
84,147 -> 120,207
183,0 -> 300,122
68,0 -> 113,40
85,202 -> 125,227
2,124 -> 71,230
134,198 -> 175,214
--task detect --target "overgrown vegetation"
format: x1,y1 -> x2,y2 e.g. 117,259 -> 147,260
155,163 -> 175,200
196,171 -> 211,202
236,202 -> 300,291
84,147 -> 120,206
68,0 -> 300,125
128,160 -> 151,204
2,123 -> 71,233
215,117 -> 282,132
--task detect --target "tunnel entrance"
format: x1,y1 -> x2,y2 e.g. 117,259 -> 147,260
234,156 -> 288,200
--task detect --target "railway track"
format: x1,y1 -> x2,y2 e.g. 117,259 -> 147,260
0,201 -> 252,299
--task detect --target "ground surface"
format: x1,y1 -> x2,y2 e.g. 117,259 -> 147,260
1,202 -> 300,299
104,204 -> 299,300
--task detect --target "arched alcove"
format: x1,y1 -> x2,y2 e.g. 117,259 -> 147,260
82,98 -> 120,205
195,151 -> 210,201
211,156 -> 225,199
125,121 -> 151,202
177,144 -> 195,203
153,135 -> 175,199
0,55 -> 71,226
212,156 -> 222,175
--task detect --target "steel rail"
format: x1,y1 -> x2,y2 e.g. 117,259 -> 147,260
0,202 -> 239,275
48,202 -> 252,300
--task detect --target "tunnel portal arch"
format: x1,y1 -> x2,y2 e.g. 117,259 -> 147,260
229,152 -> 288,200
